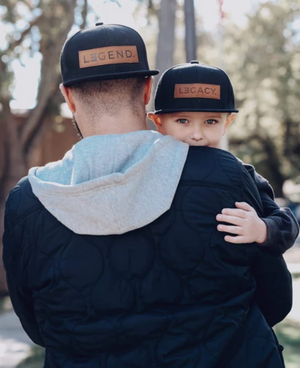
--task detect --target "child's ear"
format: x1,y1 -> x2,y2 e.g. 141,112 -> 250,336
222,113 -> 235,135
148,113 -> 164,133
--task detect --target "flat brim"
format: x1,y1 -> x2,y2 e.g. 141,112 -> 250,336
154,108 -> 239,114
63,69 -> 159,86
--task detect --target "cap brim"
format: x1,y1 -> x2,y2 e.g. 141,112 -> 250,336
63,69 -> 159,86
154,108 -> 239,114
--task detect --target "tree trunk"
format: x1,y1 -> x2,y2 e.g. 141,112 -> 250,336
155,0 -> 177,74
0,0 -> 78,294
184,0 -> 197,61
147,0 -> 177,123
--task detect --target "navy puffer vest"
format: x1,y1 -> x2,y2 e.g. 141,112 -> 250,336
3,147 -> 289,368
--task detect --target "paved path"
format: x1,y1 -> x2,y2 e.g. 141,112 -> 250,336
0,310 -> 35,368
283,238 -> 300,322
0,241 -> 299,368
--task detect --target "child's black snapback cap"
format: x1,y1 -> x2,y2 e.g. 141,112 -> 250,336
61,23 -> 159,87
154,61 -> 239,114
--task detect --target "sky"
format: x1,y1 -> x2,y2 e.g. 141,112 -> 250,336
0,0 -> 260,110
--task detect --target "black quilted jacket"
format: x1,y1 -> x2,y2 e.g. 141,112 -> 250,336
3,147 -> 293,368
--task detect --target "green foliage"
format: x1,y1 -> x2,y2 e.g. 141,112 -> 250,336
135,0 -> 159,21
275,318 -> 300,368
0,0 -> 87,101
16,346 -> 45,368
224,0 -> 300,195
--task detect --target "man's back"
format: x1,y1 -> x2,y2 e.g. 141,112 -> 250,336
3,142 -> 289,368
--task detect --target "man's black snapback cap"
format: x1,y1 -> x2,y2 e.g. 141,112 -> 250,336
61,23 -> 159,86
154,61 -> 239,114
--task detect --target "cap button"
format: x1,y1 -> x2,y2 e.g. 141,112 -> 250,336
190,60 -> 199,64
95,22 -> 104,26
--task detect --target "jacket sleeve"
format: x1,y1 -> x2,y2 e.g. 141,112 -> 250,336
252,249 -> 293,327
243,163 -> 299,255
2,184 -> 45,347
239,164 -> 293,328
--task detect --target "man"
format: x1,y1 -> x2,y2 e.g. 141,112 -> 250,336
3,23 -> 294,368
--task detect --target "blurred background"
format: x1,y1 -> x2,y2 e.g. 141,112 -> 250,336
0,0 -> 300,367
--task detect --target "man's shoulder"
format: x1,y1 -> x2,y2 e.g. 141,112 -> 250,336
181,147 -> 264,214
181,146 -> 244,185
186,146 -> 239,160
5,176 -> 42,230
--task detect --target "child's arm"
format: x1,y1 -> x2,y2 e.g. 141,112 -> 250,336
217,163 -> 299,255
216,201 -> 293,326
216,201 -> 268,244
252,249 -> 293,327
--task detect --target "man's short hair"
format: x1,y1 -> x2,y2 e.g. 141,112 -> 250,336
70,77 -> 146,117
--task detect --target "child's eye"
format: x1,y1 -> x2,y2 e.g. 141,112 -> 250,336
176,118 -> 189,124
205,119 -> 218,125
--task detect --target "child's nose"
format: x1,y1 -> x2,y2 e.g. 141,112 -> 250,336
191,127 -> 203,141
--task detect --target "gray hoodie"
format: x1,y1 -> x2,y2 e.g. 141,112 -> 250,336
28,130 -> 189,235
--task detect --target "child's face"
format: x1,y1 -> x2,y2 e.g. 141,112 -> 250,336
149,111 -> 235,148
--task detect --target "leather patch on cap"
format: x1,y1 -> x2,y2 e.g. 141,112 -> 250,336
174,83 -> 221,99
79,46 -> 139,68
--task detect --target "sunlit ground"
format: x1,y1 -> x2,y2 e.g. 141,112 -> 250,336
274,274 -> 300,368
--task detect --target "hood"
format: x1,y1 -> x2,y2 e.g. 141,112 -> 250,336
28,130 -> 189,235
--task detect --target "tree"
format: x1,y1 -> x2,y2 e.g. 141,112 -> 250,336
145,0 -> 177,117
0,0 -> 87,293
184,0 -> 196,61
155,0 -> 177,77
224,0 -> 300,196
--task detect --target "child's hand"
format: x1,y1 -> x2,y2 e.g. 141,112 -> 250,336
216,202 -> 267,244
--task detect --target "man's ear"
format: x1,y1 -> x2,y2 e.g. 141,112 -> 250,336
148,113 -> 164,133
144,77 -> 153,105
222,113 -> 235,135
60,84 -> 76,114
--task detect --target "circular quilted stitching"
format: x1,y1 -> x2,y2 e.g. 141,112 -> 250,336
160,225 -> 205,277
140,259 -> 184,305
121,310 -> 169,340
59,238 -> 104,293
71,318 -> 117,353
110,233 -> 155,279
91,264 -> 134,313
106,346 -> 151,368
156,328 -> 201,368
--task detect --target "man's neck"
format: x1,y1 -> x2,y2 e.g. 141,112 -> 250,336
76,110 -> 147,137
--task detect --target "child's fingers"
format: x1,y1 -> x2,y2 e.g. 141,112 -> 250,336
234,202 -> 255,212
224,235 -> 246,244
217,224 -> 241,234
216,214 -> 243,226
220,208 -> 247,218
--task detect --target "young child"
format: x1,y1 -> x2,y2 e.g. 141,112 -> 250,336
148,61 -> 299,252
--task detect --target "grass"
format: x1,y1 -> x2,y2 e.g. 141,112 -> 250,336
292,272 -> 300,279
15,346 -> 45,368
0,296 -> 12,316
0,297 -> 4,313
275,318 -> 300,368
